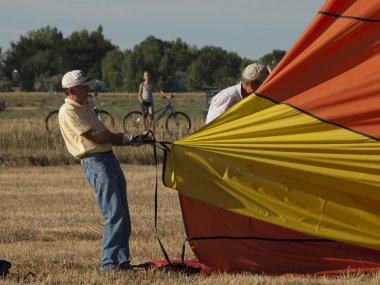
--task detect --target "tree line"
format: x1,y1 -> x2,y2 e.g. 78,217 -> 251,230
0,25 -> 285,92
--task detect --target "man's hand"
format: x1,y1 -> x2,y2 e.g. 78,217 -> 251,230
122,131 -> 154,146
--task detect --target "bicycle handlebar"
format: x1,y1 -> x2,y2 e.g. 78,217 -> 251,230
160,91 -> 174,100
161,95 -> 174,99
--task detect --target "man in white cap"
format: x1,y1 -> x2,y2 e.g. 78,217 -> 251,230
205,63 -> 270,124
59,70 -> 152,272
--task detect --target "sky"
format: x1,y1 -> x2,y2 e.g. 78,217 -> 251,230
0,0 -> 325,59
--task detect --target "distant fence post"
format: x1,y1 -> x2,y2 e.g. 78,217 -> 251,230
0,100 -> 5,112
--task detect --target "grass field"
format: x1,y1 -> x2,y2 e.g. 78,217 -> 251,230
0,92 -> 206,166
1,92 -> 380,284
1,166 -> 379,285
0,91 -> 206,122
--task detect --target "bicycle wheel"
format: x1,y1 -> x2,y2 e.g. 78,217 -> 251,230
45,110 -> 60,134
165,112 -> 191,137
123,111 -> 146,132
97,110 -> 115,130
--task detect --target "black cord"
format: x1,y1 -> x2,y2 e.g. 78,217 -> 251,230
147,130 -> 172,264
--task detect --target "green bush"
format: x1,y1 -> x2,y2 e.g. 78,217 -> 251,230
33,74 -> 62,92
0,79 -> 12,91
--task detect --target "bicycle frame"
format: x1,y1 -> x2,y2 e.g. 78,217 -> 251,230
124,94 -> 191,134
142,98 -> 178,124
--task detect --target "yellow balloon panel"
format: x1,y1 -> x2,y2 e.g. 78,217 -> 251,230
164,99 -> 380,250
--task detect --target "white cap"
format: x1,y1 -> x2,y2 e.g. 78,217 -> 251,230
62,70 -> 95,88
242,63 -> 270,82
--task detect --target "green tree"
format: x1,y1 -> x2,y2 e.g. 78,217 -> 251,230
3,25 -> 116,91
259,53 -> 273,67
259,49 -> 286,70
111,35 -> 253,91
0,47 -> 12,91
212,51 -> 242,88
157,49 -> 177,91
64,26 -> 116,79
0,47 -> 4,78
4,26 -> 65,90
0,48 -> 2,64
240,58 -> 256,70
2,27 -> 269,92
186,46 -> 243,89
101,49 -> 125,91
170,38 -> 196,72
122,50 -> 137,92
185,60 -> 204,91
195,46 -> 224,86
123,36 -> 174,91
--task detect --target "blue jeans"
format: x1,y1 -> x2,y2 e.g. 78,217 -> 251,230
82,152 -> 131,271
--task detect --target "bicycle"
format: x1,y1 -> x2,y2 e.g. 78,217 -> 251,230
45,93 -> 115,134
123,92 -> 191,136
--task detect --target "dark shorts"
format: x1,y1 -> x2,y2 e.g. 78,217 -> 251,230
142,100 -> 153,107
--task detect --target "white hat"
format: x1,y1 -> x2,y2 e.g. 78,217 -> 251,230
242,63 -> 270,82
62,70 -> 95,88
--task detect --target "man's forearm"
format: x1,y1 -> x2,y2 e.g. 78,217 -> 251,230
82,130 -> 124,146
81,129 -> 153,146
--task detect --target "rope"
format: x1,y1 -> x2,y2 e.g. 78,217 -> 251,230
142,132 -> 200,275
147,130 -> 172,264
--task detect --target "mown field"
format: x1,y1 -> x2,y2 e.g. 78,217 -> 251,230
1,92 -> 379,284
2,166 -> 379,285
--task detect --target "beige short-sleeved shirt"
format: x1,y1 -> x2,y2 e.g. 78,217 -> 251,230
59,98 -> 112,159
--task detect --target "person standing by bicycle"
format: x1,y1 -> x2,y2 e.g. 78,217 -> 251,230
58,70 -> 152,272
138,71 -> 154,127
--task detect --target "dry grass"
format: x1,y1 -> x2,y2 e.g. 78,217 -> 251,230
0,92 -> 206,166
0,117 -> 205,167
1,93 -> 379,283
1,166 -> 380,284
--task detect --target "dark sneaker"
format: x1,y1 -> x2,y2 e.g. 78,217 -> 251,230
118,263 -> 135,272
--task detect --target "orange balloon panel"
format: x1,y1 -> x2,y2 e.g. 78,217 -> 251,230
180,195 -> 380,275
259,1 -> 380,139
163,0 -> 380,275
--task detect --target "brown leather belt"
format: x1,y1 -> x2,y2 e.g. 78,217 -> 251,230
80,150 -> 113,160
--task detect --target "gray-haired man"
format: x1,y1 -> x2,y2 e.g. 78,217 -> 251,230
205,63 -> 270,124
